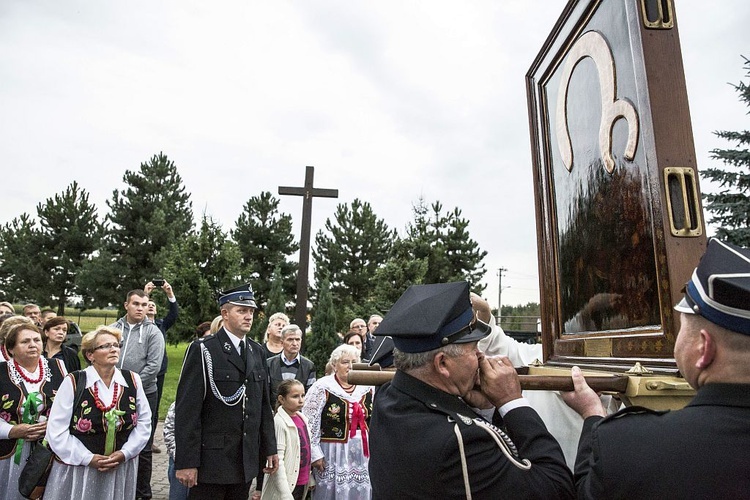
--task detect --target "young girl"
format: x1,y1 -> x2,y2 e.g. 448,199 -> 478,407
261,380 -> 313,500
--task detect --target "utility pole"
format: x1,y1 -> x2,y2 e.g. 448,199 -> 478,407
497,267 -> 507,326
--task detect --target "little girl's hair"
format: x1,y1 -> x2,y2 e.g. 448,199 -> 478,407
275,379 -> 305,412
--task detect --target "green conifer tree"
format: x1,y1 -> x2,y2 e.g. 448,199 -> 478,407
81,152 -> 194,306
305,277 -> 340,377
702,57 -> 750,246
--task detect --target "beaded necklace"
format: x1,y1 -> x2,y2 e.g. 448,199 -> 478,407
93,382 -> 120,412
335,374 -> 356,394
13,358 -> 44,384
0,344 -> 8,361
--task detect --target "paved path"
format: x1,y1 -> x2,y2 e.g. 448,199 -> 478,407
151,420 -> 170,500
150,421 -> 259,500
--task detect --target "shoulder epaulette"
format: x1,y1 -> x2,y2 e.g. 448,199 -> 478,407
600,405 -> 669,424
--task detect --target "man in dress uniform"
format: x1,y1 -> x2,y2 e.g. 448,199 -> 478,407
563,238 -> 750,499
175,284 -> 278,500
368,281 -> 574,499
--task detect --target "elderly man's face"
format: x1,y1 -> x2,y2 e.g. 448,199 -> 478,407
282,331 -> 302,358
444,342 -> 481,397
24,307 -> 41,323
368,316 -> 382,333
351,319 -> 367,338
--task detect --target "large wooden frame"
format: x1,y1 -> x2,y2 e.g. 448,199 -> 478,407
526,0 -> 706,373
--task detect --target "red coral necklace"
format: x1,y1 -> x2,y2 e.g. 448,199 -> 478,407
13,358 -> 44,384
93,382 -> 120,412
335,374 -> 356,394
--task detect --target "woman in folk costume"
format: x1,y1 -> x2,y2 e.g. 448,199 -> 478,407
0,322 -> 67,500
302,344 -> 374,499
44,326 -> 151,500
0,316 -> 35,364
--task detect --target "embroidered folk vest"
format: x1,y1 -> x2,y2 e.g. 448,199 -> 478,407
0,359 -> 67,459
319,390 -> 373,443
69,369 -> 139,454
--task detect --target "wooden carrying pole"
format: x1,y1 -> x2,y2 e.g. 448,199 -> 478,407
347,369 -> 629,393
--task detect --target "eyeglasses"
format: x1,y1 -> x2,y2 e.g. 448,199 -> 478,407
94,342 -> 123,351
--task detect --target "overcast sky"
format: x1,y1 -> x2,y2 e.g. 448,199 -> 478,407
1,1 -> 748,310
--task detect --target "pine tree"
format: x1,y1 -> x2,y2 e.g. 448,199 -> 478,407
0,214 -> 45,303
313,199 -> 395,321
442,207 -> 488,292
36,182 -> 104,312
305,277 -> 340,377
250,264 -> 289,342
81,152 -> 194,306
393,198 -> 488,294
232,191 -> 298,314
159,215 -> 247,343
701,56 -> 750,246
0,182 -> 103,310
371,238 -> 427,310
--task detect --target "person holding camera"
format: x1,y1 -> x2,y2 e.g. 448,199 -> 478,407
144,279 -> 179,454
110,289 -> 165,500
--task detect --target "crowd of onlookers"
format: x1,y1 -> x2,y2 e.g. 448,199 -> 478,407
0,286 -> 383,500
6,239 -> 748,500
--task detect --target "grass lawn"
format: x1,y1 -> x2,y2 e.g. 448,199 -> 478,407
159,342 -> 189,419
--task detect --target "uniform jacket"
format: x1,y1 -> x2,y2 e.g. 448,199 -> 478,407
369,370 -> 574,500
573,383 -> 750,500
266,353 -> 316,403
174,328 -> 276,485
260,409 -> 312,500
112,316 -> 164,395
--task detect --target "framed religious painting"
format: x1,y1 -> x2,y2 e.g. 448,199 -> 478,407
526,0 -> 707,373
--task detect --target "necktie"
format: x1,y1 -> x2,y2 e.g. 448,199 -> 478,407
239,339 -> 246,363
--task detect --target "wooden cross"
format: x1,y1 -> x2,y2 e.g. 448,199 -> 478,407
279,166 -> 338,332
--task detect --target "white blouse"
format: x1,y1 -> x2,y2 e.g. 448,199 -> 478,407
0,357 -> 63,439
45,365 -> 152,465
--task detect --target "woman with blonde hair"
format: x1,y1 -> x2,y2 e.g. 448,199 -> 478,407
262,312 -> 289,359
209,315 -> 223,335
44,326 -> 152,500
0,301 -> 14,316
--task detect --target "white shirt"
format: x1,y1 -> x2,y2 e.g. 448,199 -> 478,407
224,328 -> 245,356
45,365 -> 152,465
0,358 -> 64,439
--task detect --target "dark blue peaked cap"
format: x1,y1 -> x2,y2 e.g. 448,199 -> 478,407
374,281 -> 492,353
218,283 -> 257,308
675,238 -> 750,335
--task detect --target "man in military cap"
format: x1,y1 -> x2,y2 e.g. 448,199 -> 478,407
368,281 -> 574,499
563,238 -> 750,498
175,284 -> 278,499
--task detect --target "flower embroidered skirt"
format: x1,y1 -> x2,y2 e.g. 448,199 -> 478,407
312,435 -> 371,500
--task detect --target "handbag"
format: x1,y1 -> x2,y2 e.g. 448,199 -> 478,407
19,370 -> 87,500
